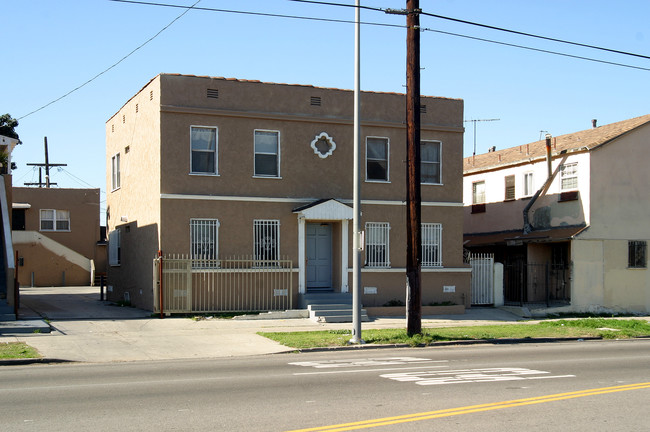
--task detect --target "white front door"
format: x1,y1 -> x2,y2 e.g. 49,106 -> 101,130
306,223 -> 332,291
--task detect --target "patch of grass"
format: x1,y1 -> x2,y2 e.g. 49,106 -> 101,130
259,318 -> 650,349
0,342 -> 41,360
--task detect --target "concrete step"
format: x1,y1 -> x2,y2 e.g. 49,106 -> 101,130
0,320 -> 51,335
308,304 -> 369,323
317,313 -> 370,323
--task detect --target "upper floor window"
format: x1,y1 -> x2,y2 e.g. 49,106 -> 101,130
190,126 -> 218,175
108,228 -> 121,266
421,140 -> 442,184
366,137 -> 389,182
190,219 -> 220,267
628,240 -> 647,269
111,153 -> 121,190
254,219 -> 280,264
504,175 -> 515,201
40,209 -> 70,232
472,181 -> 486,204
523,172 -> 534,197
422,223 -> 442,267
254,130 -> 280,177
365,222 -> 390,268
560,162 -> 578,191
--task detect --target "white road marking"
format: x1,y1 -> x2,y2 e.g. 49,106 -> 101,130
381,367 -> 576,386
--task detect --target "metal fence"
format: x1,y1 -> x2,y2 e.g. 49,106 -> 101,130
469,253 -> 494,306
504,261 -> 570,307
153,255 -> 294,314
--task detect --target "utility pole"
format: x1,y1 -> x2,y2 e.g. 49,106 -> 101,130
405,0 -> 422,336
25,137 -> 67,187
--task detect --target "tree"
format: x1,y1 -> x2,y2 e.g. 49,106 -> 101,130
0,113 -> 20,141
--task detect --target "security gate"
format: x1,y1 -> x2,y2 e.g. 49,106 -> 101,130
470,253 -> 494,306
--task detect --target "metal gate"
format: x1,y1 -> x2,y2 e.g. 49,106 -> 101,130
470,253 -> 494,306
504,261 -> 570,307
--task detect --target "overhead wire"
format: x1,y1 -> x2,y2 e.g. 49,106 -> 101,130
18,0 -> 202,120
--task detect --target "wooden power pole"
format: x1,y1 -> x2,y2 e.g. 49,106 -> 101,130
25,137 -> 67,187
405,0 -> 422,336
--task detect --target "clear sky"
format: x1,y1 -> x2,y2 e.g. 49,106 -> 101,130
4,0 -> 649,223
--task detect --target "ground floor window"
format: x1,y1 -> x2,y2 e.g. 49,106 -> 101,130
628,240 -> 647,268
365,222 -> 390,268
108,229 -> 121,266
190,219 -> 220,266
254,220 -> 280,263
422,223 -> 442,267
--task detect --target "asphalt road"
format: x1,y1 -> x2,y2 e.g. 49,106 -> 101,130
1,340 -> 649,431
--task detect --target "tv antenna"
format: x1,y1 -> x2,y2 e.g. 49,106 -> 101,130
464,118 -> 500,156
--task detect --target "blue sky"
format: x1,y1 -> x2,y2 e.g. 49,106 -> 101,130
4,1 -> 649,222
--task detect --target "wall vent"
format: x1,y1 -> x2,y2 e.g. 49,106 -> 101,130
421,104 -> 427,114
125,145 -> 130,154
310,96 -> 321,106
135,103 -> 139,113
207,88 -> 219,99
122,115 -> 126,124
111,124 -> 114,133
149,90 -> 153,101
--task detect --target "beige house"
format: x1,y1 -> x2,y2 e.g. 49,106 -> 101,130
105,73 -> 470,312
12,187 -> 104,287
463,115 -> 650,314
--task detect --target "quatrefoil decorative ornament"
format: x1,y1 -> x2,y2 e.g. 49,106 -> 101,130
310,132 -> 336,159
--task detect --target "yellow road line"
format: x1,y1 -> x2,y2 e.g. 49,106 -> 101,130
286,382 -> 650,432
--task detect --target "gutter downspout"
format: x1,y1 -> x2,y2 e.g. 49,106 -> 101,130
523,135 -> 568,234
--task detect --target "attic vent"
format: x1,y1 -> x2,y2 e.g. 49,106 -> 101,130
111,124 -> 114,133
135,103 -> 139,113
310,96 -> 321,106
122,115 -> 126,124
150,90 -> 153,101
421,105 -> 427,114
207,88 -> 219,99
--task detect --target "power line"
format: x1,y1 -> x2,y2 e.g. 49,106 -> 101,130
18,0 -> 202,120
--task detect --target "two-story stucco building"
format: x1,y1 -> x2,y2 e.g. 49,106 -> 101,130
463,115 -> 650,314
106,73 -> 470,313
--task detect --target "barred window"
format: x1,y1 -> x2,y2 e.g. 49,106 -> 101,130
190,219 -> 220,266
422,223 -> 442,267
365,222 -> 390,268
628,241 -> 647,269
254,220 -> 280,263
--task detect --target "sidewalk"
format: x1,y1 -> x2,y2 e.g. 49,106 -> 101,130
2,286 -> 524,364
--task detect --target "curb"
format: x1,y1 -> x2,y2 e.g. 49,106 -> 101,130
0,358 -> 74,366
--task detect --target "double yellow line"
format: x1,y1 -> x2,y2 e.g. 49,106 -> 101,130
287,382 -> 650,432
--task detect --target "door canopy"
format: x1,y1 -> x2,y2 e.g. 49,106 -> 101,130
293,199 -> 353,221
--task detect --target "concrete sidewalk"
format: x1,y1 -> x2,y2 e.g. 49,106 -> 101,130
1,286 -> 524,364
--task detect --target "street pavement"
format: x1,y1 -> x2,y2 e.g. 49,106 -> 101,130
1,286 -> 527,363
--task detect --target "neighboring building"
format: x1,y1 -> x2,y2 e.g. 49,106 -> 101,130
12,187 -> 104,287
463,115 -> 650,314
105,73 -> 470,312
0,134 -> 18,310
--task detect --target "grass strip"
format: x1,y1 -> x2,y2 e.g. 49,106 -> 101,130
259,318 -> 650,349
0,342 -> 41,360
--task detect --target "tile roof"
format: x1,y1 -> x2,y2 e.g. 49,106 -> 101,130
464,114 -> 650,174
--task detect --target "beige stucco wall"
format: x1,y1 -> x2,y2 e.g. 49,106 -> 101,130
571,239 -> 650,313
106,76 -> 162,307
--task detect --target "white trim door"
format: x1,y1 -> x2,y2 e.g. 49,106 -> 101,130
306,223 -> 332,291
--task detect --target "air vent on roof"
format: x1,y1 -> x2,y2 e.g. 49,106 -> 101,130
207,88 -> 219,99
421,105 -> 427,114
310,96 -> 321,106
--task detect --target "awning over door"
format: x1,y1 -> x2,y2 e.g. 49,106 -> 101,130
293,199 -> 353,220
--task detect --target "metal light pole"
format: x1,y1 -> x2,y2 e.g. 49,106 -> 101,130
350,0 -> 363,344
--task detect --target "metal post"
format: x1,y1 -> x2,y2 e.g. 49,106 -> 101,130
100,275 -> 105,301
350,0 -> 363,344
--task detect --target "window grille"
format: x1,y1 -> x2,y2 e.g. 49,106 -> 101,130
422,223 -> 442,267
365,222 -> 390,267
628,240 -> 647,268
190,219 -> 220,267
254,220 -> 280,264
